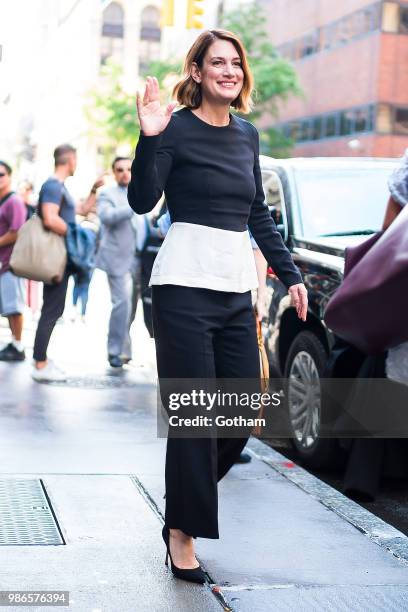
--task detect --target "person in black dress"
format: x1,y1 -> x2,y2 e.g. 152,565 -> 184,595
128,29 -> 307,584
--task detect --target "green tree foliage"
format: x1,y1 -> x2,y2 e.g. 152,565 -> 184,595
220,2 -> 302,157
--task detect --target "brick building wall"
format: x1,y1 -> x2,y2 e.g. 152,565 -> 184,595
260,0 -> 408,157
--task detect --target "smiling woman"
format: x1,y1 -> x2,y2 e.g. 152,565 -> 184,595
127,28 -> 307,586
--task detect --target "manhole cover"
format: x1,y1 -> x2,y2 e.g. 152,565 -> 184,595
0,479 -> 64,545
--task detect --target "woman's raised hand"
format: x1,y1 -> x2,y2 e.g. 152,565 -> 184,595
136,76 -> 178,137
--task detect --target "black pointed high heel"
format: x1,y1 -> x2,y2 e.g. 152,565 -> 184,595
162,526 -> 206,584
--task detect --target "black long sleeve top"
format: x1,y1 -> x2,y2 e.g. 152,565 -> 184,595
128,107 -> 302,289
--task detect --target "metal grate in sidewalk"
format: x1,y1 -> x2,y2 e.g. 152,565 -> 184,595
0,479 -> 64,545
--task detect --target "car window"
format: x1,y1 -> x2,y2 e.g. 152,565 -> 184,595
293,165 -> 398,238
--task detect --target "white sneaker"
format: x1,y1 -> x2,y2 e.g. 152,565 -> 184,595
31,361 -> 67,383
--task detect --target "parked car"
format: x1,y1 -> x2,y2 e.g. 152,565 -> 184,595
259,156 -> 399,468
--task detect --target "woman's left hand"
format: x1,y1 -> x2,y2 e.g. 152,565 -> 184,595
255,297 -> 267,321
288,283 -> 308,321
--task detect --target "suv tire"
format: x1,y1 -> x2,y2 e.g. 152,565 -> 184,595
284,331 -> 337,469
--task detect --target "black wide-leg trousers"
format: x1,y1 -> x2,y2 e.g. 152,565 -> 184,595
151,284 -> 260,539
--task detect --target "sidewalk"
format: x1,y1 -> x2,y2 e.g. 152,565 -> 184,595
1,271 -> 408,611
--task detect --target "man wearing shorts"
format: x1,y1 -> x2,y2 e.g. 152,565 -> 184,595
0,161 -> 27,361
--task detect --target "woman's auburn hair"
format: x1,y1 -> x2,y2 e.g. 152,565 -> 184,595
172,29 -> 254,114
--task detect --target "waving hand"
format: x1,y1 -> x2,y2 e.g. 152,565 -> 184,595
136,76 -> 177,137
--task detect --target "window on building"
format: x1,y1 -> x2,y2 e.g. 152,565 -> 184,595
298,119 -> 311,141
382,1 -> 400,32
140,5 -> 161,41
324,114 -> 338,138
321,23 -> 335,50
339,110 -> 355,135
100,2 -> 124,65
400,7 -> 408,33
277,2 -> 383,62
354,106 -> 371,132
139,6 -> 162,73
351,10 -> 365,38
338,14 -> 353,44
102,2 -> 124,38
288,121 -> 301,142
394,107 -> 408,134
311,117 -> 322,140
376,104 -> 393,133
364,3 -> 382,31
281,124 -> 291,139
273,103 -> 408,144
320,3 -> 381,52
299,31 -> 319,58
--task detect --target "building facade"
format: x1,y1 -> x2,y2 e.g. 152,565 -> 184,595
260,0 -> 408,157
0,0 -> 224,192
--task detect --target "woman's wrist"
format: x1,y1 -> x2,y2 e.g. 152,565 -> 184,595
141,129 -> 162,137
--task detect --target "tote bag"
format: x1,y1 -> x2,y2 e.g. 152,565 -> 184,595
10,215 -> 67,284
324,203 -> 408,354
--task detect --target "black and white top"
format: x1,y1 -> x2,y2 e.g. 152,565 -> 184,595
128,107 -> 302,292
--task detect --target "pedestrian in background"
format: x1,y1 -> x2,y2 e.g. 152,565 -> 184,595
133,201 -> 165,338
32,144 -> 101,382
96,157 -> 138,368
124,212 -> 149,359
18,180 -> 36,220
71,186 -> 104,323
128,29 -> 307,583
0,161 -> 27,361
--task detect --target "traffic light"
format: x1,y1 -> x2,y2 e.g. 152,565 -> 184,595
161,0 -> 174,27
186,0 -> 204,29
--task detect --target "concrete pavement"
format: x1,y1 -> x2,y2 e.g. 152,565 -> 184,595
0,271 -> 408,611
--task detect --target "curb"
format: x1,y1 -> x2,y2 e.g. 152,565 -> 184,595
248,437 -> 408,565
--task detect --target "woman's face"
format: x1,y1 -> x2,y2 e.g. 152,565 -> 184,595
0,165 -> 11,193
192,39 -> 244,106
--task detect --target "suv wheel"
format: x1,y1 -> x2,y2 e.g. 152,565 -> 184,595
284,331 -> 336,469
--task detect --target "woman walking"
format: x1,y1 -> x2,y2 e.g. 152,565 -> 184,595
128,29 -> 307,583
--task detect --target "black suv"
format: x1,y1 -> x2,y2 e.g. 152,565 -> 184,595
260,156 -> 398,467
